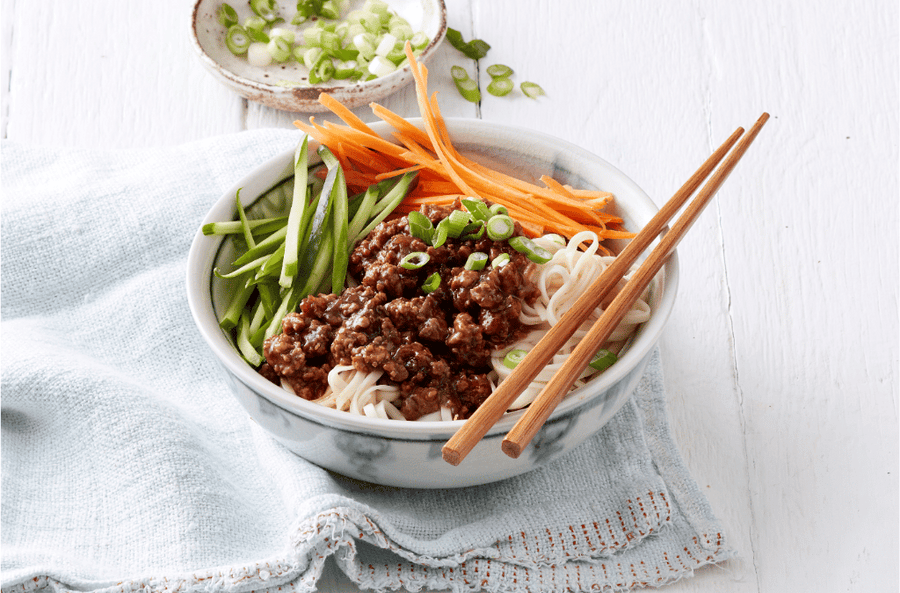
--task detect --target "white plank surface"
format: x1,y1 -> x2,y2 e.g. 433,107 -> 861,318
2,0 -> 897,591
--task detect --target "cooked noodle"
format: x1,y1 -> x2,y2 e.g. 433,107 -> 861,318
491,231 -> 651,411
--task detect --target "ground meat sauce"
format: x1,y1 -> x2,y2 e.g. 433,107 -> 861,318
260,203 -> 541,420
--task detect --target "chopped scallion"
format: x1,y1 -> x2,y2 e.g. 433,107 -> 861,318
492,253 -> 510,268
486,214 -> 515,241
503,349 -> 528,369
225,25 -> 251,55
487,77 -> 514,97
400,251 -> 430,270
464,252 -> 488,271
218,3 -> 239,27
588,349 -> 617,372
486,63 -> 513,78
521,81 -> 546,99
508,235 -> 552,264
454,77 -> 481,103
422,272 -> 441,293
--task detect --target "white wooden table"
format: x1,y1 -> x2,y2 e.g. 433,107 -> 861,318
3,0 -> 897,591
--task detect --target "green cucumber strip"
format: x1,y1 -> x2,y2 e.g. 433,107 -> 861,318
331,168 -> 350,294
236,310 -> 264,366
263,285 -> 298,340
299,165 -> 338,275
280,135 -> 310,288
214,253 -> 270,279
203,215 -> 288,236
353,172 -> 417,242
300,229 -> 335,298
235,189 -> 257,249
218,277 -> 256,331
347,183 -> 381,242
232,225 -> 288,266
255,243 -> 286,281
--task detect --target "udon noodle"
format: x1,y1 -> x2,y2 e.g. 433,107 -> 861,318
287,230 -> 651,421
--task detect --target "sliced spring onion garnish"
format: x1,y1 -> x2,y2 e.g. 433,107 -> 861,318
431,221 -> 449,247
267,36 -> 292,62
400,251 -> 430,270
492,253 -> 510,268
486,63 -> 513,78
464,252 -> 488,271
250,0 -> 278,22
422,272 -> 441,293
218,3 -> 238,27
368,55 -> 397,78
588,349 -> 617,372
407,210 -> 433,243
508,236 -> 552,263
410,31 -> 429,49
487,77 -> 514,97
247,41 -> 273,66
445,27 -> 491,60
225,25 -> 251,55
488,203 -> 508,216
454,77 -> 481,103
521,81 -> 546,99
444,209 -> 472,237
450,65 -> 470,82
461,197 -> 490,221
503,349 -> 528,369
460,221 -> 485,241
486,214 -> 515,241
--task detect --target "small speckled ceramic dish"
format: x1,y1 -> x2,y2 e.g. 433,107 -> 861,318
186,119 -> 679,488
190,0 -> 447,112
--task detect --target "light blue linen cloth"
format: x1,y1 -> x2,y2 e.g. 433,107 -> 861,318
1,130 -> 733,593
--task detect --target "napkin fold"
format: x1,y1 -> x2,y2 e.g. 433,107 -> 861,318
1,130 -> 733,593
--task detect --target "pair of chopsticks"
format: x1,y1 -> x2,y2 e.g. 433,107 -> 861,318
442,112 -> 770,466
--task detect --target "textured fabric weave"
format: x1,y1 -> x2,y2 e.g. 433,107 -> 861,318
1,130 -> 733,593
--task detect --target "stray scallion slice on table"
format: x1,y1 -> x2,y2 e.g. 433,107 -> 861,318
454,76 -> 481,103
445,27 -> 491,60
487,77 -> 514,97
521,81 -> 546,99
486,63 -> 513,78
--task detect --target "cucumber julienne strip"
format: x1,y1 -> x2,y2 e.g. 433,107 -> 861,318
280,135 -> 310,288
202,215 -> 287,236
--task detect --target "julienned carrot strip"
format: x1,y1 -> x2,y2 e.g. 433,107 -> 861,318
375,165 -> 425,181
371,103 -> 433,147
318,93 -> 378,136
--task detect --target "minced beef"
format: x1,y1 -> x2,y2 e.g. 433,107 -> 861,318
259,203 -> 541,420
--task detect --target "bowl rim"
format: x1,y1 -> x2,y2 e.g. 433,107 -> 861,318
186,117 -> 679,439
189,0 -> 448,101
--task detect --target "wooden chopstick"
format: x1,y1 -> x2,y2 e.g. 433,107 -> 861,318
501,112 -> 770,459
440,121 -> 751,467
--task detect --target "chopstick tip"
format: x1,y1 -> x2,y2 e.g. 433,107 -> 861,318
441,446 -> 462,466
500,439 -> 523,459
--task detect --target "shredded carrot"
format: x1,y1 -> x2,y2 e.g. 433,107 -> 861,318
291,43 -> 634,245
375,164 -> 426,181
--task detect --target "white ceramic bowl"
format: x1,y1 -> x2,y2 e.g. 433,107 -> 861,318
186,119 -> 678,488
190,0 -> 447,112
